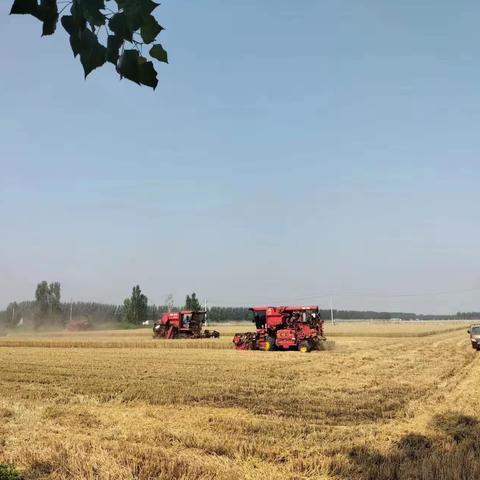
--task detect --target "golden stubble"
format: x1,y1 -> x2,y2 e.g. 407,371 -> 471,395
0,321 -> 478,479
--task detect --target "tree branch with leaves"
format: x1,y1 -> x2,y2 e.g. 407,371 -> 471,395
10,0 -> 168,89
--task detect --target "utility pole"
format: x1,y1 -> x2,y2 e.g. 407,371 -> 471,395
69,300 -> 73,323
12,306 -> 15,324
330,296 -> 335,326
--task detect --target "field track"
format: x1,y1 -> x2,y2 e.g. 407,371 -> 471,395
0,322 -> 479,479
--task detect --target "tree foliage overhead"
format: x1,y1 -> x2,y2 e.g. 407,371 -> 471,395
9,0 -> 168,89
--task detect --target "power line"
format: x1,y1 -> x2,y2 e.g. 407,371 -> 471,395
206,286 -> 480,307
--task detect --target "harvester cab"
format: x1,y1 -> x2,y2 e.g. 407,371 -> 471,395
253,310 -> 266,329
153,310 -> 220,339
233,305 -> 326,352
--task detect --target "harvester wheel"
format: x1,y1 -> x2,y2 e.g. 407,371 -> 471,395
264,335 -> 275,351
299,341 -> 311,353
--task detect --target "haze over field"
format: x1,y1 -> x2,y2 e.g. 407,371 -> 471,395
1,1 -> 480,313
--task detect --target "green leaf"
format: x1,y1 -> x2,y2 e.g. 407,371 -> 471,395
149,44 -> 167,63
117,51 -> 158,89
106,35 -> 123,65
117,0 -> 158,16
140,14 -> 162,44
65,6 -> 88,58
78,28 -> 107,77
142,0 -> 159,15
139,59 -> 158,89
124,11 -> 143,32
81,0 -> 105,27
70,33 -> 82,57
10,0 -> 38,15
61,15 -> 76,35
117,49 -> 140,84
70,0 -> 83,22
39,0 -> 58,36
109,13 -> 133,42
122,0 -> 159,31
10,0 -> 166,89
64,8 -> 88,56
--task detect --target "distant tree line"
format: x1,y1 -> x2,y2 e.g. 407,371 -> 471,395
1,281 -> 479,329
207,308 -> 480,323
208,307 -> 250,322
0,283 -> 213,329
322,310 -> 417,320
321,310 -> 480,321
3,303 -> 476,327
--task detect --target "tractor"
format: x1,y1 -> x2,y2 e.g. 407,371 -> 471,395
153,310 -> 220,339
233,305 -> 326,352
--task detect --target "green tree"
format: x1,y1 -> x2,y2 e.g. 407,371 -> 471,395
35,280 -> 50,319
164,293 -> 174,312
49,282 -> 61,314
9,0 -> 168,89
5,302 -> 21,327
123,285 -> 148,324
184,292 -> 201,311
34,280 -> 62,328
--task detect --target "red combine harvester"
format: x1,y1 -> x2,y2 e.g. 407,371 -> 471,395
233,306 -> 326,352
153,310 -> 220,339
66,319 -> 89,331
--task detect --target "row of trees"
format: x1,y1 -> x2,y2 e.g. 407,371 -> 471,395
0,283 -> 66,329
123,288 -> 207,324
208,307 -> 250,322
323,310 -> 480,321
0,282 -> 208,328
1,282 -> 480,328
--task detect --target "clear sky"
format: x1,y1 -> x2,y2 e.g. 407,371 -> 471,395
1,0 -> 480,314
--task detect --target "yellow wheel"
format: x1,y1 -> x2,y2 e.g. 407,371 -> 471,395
264,335 -> 275,351
299,341 -> 311,353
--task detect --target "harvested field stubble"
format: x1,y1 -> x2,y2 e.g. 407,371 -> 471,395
0,321 -> 471,349
0,322 -> 478,479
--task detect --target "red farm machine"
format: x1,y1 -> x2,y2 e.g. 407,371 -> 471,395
153,310 -> 220,339
233,305 -> 326,352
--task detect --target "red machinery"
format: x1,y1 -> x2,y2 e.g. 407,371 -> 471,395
66,319 -> 89,331
153,310 -> 220,339
233,306 -> 325,352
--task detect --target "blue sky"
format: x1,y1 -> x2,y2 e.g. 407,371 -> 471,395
1,0 -> 480,313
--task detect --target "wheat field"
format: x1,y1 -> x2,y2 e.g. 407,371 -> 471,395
0,321 -> 478,480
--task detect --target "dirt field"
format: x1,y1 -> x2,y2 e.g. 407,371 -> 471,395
0,321 -> 479,479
